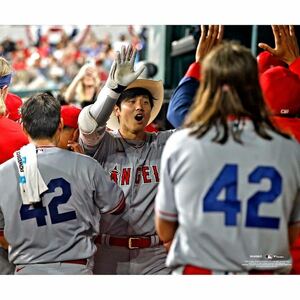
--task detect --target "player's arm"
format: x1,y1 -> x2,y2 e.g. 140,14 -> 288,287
78,45 -> 145,147
0,230 -> 9,250
155,135 -> 179,251
167,25 -> 223,128
155,216 -> 178,252
93,163 -> 126,215
0,212 -> 8,249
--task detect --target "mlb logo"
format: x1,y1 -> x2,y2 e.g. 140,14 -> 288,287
265,254 -> 273,260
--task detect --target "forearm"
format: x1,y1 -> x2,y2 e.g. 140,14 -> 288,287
89,86 -> 120,126
167,62 -> 200,128
0,230 -> 8,249
64,76 -> 81,103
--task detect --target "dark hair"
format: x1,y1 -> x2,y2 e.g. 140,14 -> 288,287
184,41 -> 289,144
21,93 -> 61,139
116,87 -> 155,108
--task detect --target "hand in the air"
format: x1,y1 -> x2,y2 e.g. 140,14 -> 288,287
196,25 -> 224,63
106,45 -> 145,91
258,25 -> 300,65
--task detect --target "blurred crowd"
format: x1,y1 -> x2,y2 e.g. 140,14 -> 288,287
0,25 -> 148,106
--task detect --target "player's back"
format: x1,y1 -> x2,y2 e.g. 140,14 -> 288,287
162,120 -> 300,273
0,147 -> 108,265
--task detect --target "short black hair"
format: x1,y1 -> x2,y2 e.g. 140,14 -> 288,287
21,93 -> 61,139
116,87 -> 155,108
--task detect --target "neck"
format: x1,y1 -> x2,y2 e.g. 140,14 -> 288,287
119,128 -> 146,141
28,137 -> 57,147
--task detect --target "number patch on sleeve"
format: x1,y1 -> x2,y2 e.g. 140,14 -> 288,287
20,178 -> 77,227
203,164 -> 281,229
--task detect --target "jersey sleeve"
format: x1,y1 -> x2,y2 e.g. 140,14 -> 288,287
289,190 -> 300,225
167,62 -> 200,128
155,137 -> 178,222
93,164 -> 125,215
0,209 -> 4,230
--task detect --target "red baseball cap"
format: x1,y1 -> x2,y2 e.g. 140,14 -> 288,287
4,93 -> 22,121
257,51 -> 287,74
260,66 -> 300,115
61,105 -> 81,129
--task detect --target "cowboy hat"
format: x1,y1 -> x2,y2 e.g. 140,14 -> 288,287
106,79 -> 164,130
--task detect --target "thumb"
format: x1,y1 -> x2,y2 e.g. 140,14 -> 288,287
134,64 -> 146,79
258,43 -> 274,54
108,61 -> 117,79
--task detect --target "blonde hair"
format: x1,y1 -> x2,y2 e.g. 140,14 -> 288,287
0,57 -> 12,115
75,73 -> 100,103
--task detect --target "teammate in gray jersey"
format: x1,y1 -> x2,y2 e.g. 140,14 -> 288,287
0,93 -> 125,275
78,45 -> 173,274
155,41 -> 300,275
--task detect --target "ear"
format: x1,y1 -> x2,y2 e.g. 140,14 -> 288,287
71,128 -> 79,142
59,117 -> 64,131
114,105 -> 121,118
22,125 -> 30,138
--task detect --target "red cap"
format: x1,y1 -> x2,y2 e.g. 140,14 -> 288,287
4,93 -> 22,121
257,51 -> 287,74
61,105 -> 81,129
260,66 -> 300,115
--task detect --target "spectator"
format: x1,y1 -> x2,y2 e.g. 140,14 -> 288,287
64,63 -> 101,108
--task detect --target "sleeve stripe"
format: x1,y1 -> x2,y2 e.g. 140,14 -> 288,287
157,209 -> 178,217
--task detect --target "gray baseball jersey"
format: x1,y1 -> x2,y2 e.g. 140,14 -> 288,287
0,147 -> 124,268
82,128 -> 173,235
80,127 -> 174,274
156,121 -> 300,273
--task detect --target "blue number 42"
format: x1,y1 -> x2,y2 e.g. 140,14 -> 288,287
203,164 -> 281,229
20,178 -> 77,227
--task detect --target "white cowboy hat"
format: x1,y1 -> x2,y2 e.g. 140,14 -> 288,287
106,79 -> 164,130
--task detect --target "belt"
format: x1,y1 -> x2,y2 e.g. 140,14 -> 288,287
62,259 -> 87,265
95,234 -> 163,249
183,265 -> 274,275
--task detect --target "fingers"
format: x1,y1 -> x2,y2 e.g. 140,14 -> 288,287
258,42 -> 275,55
116,51 -> 121,65
272,25 -> 281,46
217,25 -> 224,43
108,61 -> 117,79
134,64 -> 146,79
130,48 -> 137,65
120,45 -> 126,63
290,25 -> 295,37
125,44 -> 133,61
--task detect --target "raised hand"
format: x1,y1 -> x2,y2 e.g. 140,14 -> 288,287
196,25 -> 224,63
106,45 -> 145,92
258,25 -> 300,65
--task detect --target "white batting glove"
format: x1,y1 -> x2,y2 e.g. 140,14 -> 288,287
106,45 -> 145,93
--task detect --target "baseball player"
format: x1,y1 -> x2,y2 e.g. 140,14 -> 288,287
0,57 -> 28,275
0,93 -> 125,275
168,25 -> 300,274
58,105 -> 83,152
155,41 -> 300,275
78,45 -> 174,274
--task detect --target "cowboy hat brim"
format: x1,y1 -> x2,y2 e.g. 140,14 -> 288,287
106,79 -> 164,131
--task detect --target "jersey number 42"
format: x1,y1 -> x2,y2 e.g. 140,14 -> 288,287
19,178 -> 77,227
203,164 -> 281,229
